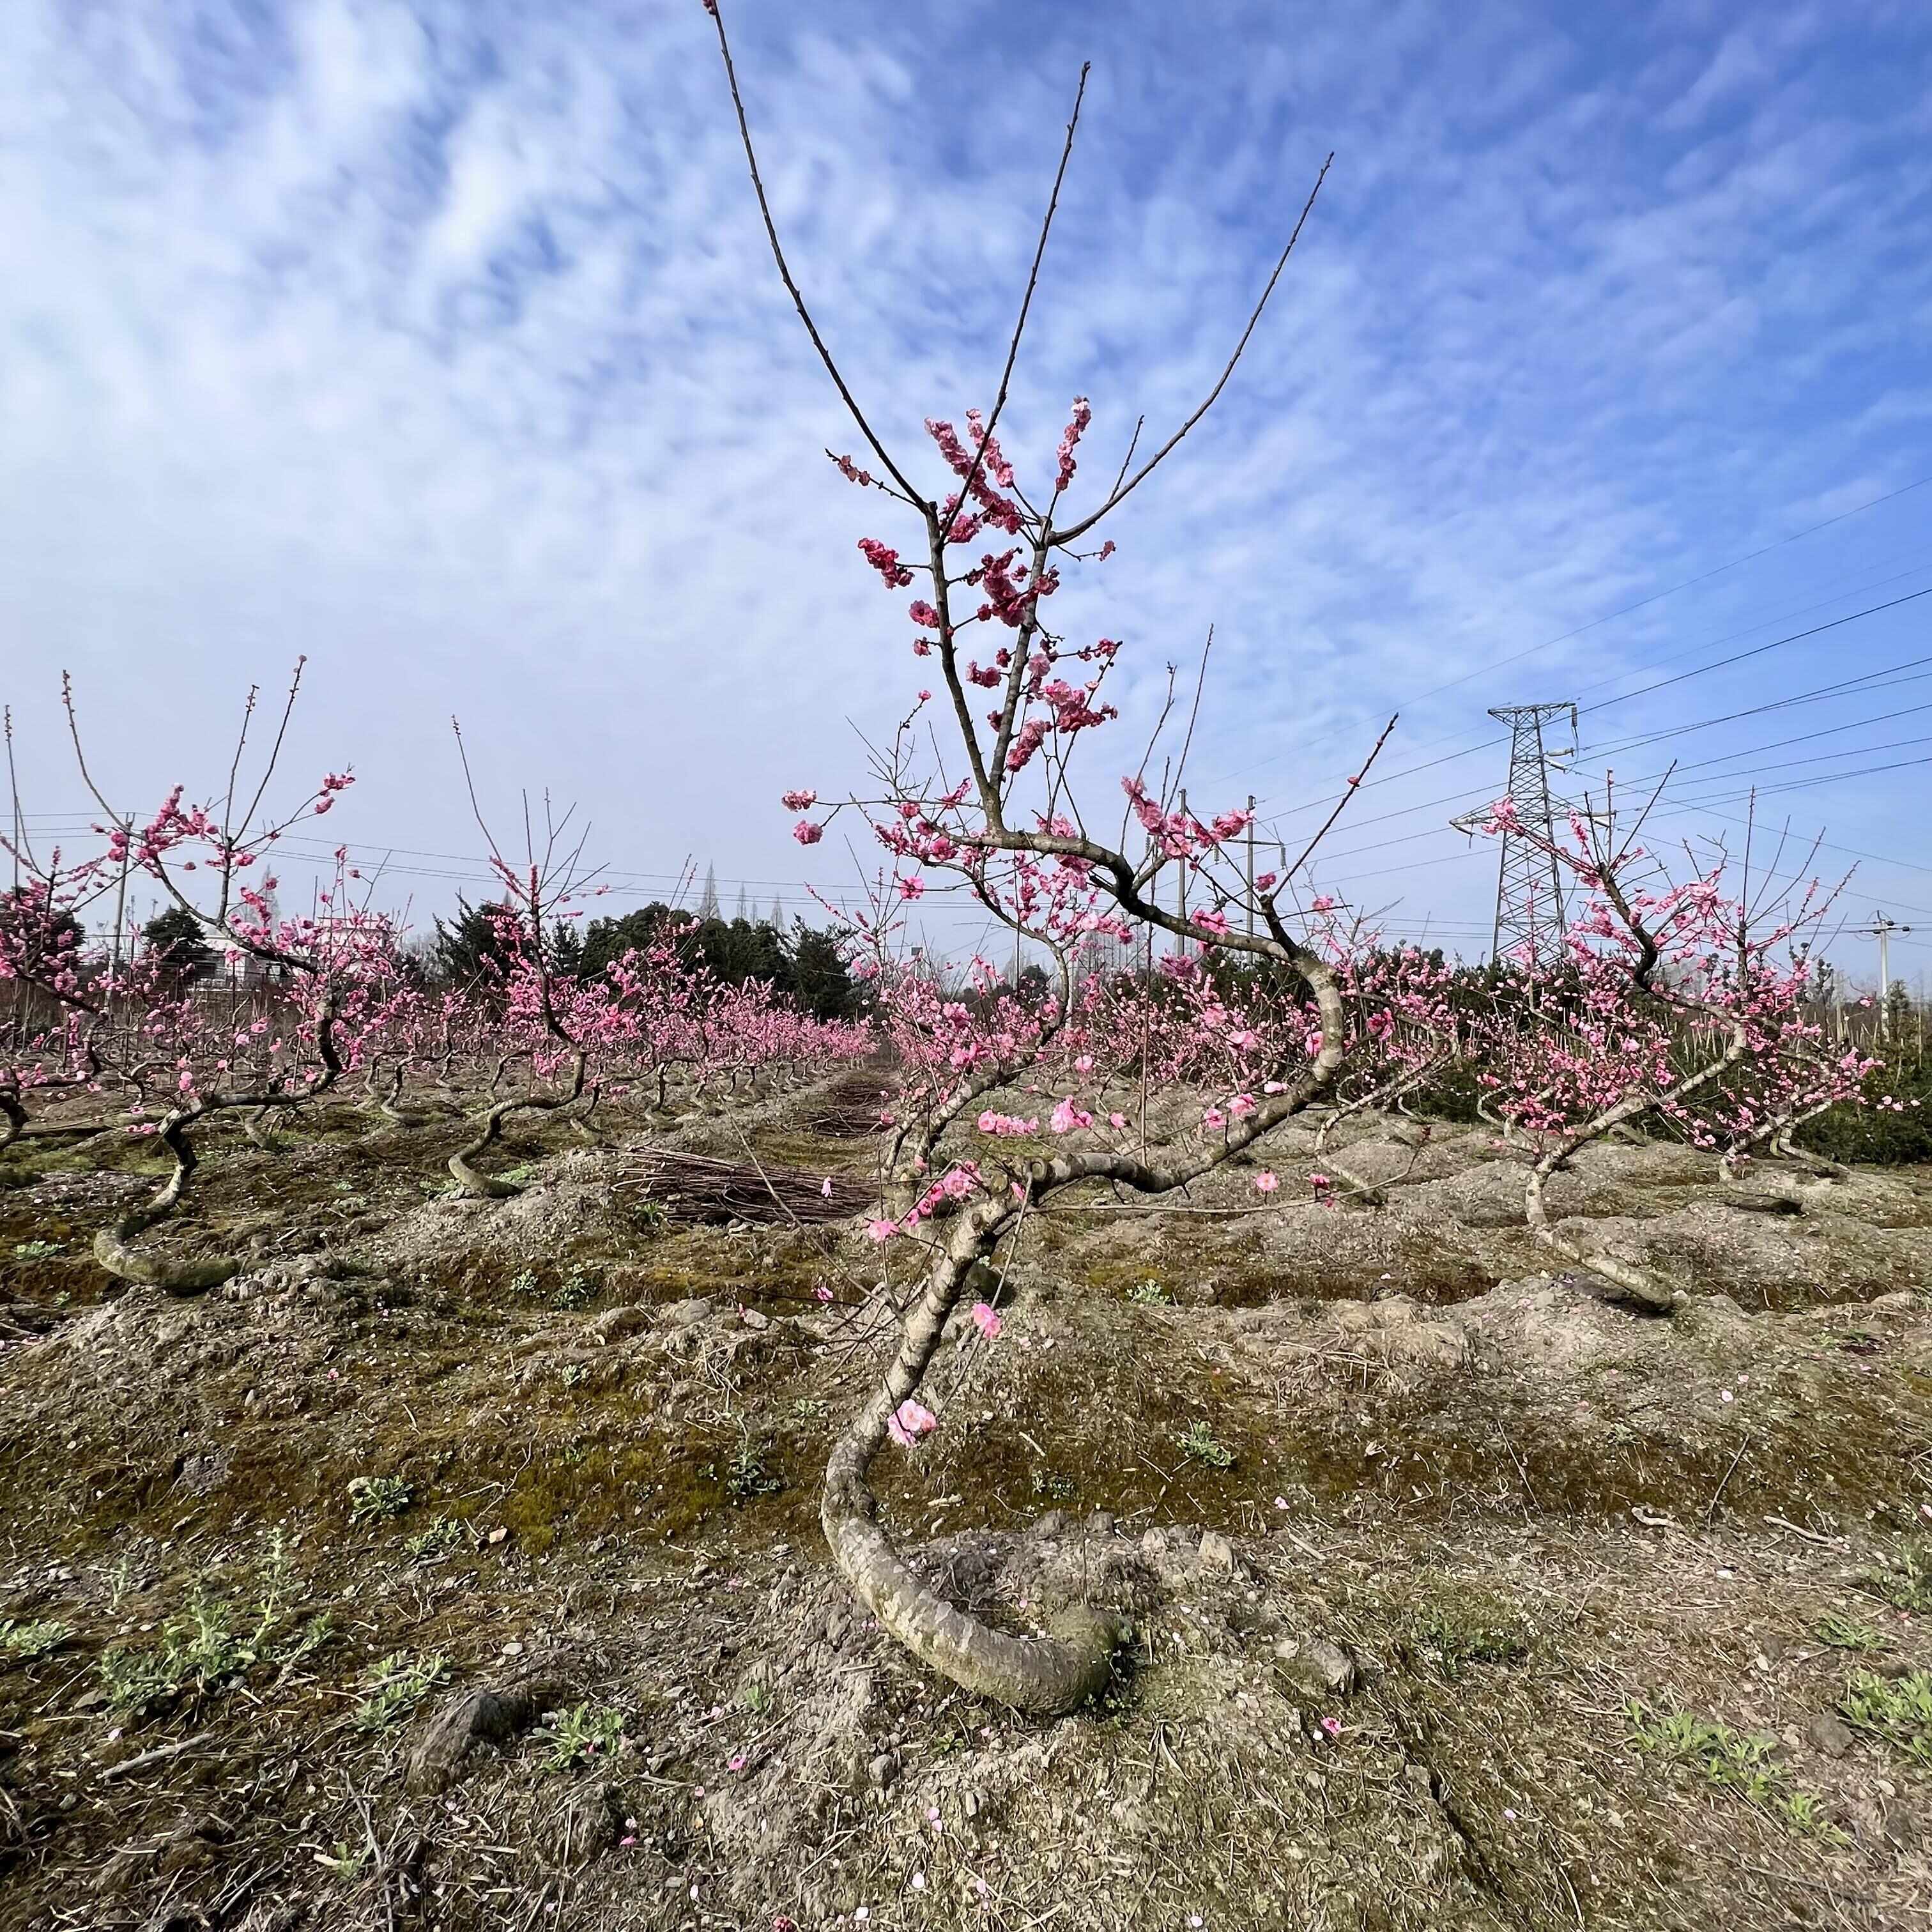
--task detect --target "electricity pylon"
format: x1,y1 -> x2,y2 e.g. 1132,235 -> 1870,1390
1453,702 -> 1577,969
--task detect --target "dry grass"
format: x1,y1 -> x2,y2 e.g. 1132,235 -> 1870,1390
3,1078 -> 1931,1928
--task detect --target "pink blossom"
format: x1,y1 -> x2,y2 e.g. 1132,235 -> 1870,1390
780,789 -> 818,813
792,820 -> 824,846
1254,1170 -> 1279,1194
1049,1096 -> 1092,1134
865,1218 -> 898,1243
970,1301 -> 1002,1340
887,1399 -> 937,1447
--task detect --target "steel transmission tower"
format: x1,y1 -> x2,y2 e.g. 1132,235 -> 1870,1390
1477,702 -> 1577,969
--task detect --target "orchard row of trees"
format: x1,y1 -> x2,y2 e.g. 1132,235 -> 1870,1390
2,0 -> 1901,1727
0,666 -> 875,1291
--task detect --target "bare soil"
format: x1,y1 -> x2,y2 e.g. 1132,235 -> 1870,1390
3,1087 -> 1931,1930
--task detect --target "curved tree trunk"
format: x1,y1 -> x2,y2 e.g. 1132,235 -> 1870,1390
821,1197 -> 1128,1714
822,1006 -> 1347,1713
92,1110 -> 243,1295
448,1053 -> 587,1198
1523,1025 -> 1749,1314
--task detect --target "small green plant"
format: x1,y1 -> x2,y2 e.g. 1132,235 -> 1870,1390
346,1475 -> 413,1525
100,1581 -> 284,1708
1177,1419 -> 1235,1470
404,1516 -> 472,1563
1628,1703 -> 1782,1802
785,1395 -> 828,1425
1627,1699 -> 1839,1838
354,1651 -> 449,1731
500,1164 -> 536,1188
1839,1668 -> 1932,1768
509,1267 -> 540,1297
105,1552 -> 137,1610
1860,1545 -> 1932,1613
551,1268 -> 598,1310
1029,1468 -> 1078,1502
12,1240 -> 59,1261
1775,1790 -> 1848,1842
0,1617 -> 69,1660
312,1839 -> 367,1879
633,1199 -> 666,1231
1406,1593 -> 1530,1679
560,1363 -> 589,1388
1814,1610 -> 1889,1653
534,1701 -> 627,1774
1128,1278 -> 1168,1305
742,1681 -> 773,1715
722,1435 -> 782,1503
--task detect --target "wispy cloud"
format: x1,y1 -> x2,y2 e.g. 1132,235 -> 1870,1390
3,0 -> 1928,962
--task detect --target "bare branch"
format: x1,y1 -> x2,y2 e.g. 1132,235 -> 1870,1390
1055,153 -> 1333,543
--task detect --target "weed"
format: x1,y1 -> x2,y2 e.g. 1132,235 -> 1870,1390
347,1474 -> 413,1524
634,1199 -> 666,1231
98,1576 -> 311,1709
534,1701 -> 627,1774
1177,1419 -> 1235,1470
1627,1699 -> 1839,1838
0,1618 -> 69,1660
1839,1668 -> 1932,1768
404,1517 -> 473,1563
1405,1594 -> 1529,1679
103,1552 -> 137,1609
722,1433 -> 782,1503
1860,1545 -> 1932,1613
785,1396 -> 829,1426
1775,1790 -> 1848,1842
552,1268 -> 599,1311
561,1363 -> 589,1388
1627,1703 -> 1783,1803
510,1268 -> 540,1297
12,1240 -> 59,1260
355,1651 -> 449,1730
1029,1468 -> 1078,1503
312,1840 -> 367,1879
1128,1278 -> 1169,1305
742,1681 -> 773,1715
500,1164 -> 536,1187
1813,1610 -> 1889,1653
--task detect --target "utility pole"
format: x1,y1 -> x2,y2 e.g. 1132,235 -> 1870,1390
1245,795 -> 1256,938
1013,861 -> 1022,990
1452,702 -> 1576,969
1177,788 -> 1189,954
1859,913 -> 1911,1039
109,820 -> 132,977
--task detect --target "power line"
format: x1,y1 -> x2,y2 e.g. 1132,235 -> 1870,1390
1216,476 -> 1932,792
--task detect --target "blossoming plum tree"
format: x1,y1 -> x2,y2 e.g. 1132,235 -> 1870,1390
704,1 -> 1393,1712
1473,788 -> 1857,1307
33,664 -> 401,1289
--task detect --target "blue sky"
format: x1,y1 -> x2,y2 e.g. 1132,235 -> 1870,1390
4,0 -> 1930,982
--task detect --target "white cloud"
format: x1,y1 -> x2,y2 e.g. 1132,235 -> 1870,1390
2,0 -> 1929,963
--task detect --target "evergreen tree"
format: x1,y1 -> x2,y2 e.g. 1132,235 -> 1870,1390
142,905 -> 217,980
431,898 -> 518,986
548,919 -> 585,978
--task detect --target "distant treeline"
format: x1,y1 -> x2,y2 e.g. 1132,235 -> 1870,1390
425,899 -> 860,1022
